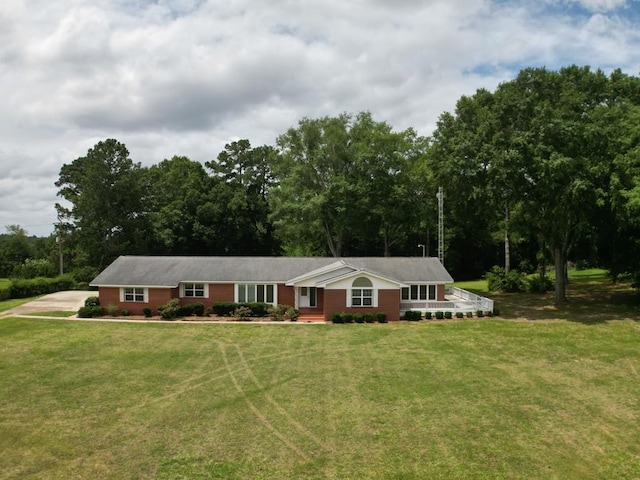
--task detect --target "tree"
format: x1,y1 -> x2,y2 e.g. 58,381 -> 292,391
428,65 -> 640,301
0,225 -> 33,277
146,156 -> 211,255
55,139 -> 150,269
272,112 -> 426,257
205,140 -> 280,255
494,66 -> 613,303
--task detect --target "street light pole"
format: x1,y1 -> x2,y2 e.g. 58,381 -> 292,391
418,244 -> 425,257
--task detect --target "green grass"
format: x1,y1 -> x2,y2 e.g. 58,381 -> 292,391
0,275 -> 638,479
0,297 -> 38,313
1,291 -> 640,479
19,311 -> 76,318
0,278 -> 10,288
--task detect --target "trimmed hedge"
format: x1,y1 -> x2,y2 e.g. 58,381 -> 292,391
211,302 -> 271,317
404,310 -> 422,321
77,306 -> 103,318
0,287 -> 10,301
9,275 -> 76,299
179,302 -> 205,317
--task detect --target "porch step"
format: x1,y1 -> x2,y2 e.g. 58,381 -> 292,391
297,314 -> 326,323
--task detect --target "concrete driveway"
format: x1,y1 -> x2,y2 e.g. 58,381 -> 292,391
6,290 -> 94,315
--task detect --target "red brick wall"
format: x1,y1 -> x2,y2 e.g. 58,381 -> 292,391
437,284 -> 445,301
278,285 -> 295,307
323,289 -> 400,321
98,286 -> 176,315
98,287 -> 119,310
208,284 -> 234,304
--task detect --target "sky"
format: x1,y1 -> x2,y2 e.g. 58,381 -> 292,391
2,0 -> 640,237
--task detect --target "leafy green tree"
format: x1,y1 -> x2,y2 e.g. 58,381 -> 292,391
428,65 -> 640,301
0,225 -> 33,277
146,156 -> 212,254
205,140 -> 280,255
55,139 -> 150,269
272,112 -> 426,256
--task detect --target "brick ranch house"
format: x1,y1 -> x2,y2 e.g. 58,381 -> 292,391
90,256 -> 455,321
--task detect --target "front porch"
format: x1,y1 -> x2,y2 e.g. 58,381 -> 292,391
400,286 -> 494,315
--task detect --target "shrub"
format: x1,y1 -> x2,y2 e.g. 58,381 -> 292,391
0,286 -> 10,301
331,312 -> 343,324
159,299 -> 181,320
456,312 -> 464,318
343,312 -> 354,324
233,306 -> 253,320
77,306 -> 103,318
364,313 -> 375,323
466,311 -> 473,318
204,306 -> 213,316
485,266 -> 506,292
212,302 -> 238,316
121,309 -> 130,316
142,307 -> 152,318
435,311 -> 444,319
247,302 -> 270,317
211,302 -> 270,317
286,307 -> 299,322
476,309 -> 485,318
528,275 -> 554,293
403,310 -> 421,321
13,258 -> 56,279
485,266 -> 526,293
493,307 -> 501,316
179,302 -> 205,317
106,304 -> 119,316
269,304 -> 289,321
84,296 -> 100,307
444,311 -> 452,319
354,313 -> 364,324
9,275 -> 76,299
425,311 -> 432,320
503,271 -> 526,293
376,312 -> 387,323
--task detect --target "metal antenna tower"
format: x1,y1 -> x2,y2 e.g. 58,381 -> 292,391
436,186 -> 444,265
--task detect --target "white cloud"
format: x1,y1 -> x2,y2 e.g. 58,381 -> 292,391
1,0 -> 639,235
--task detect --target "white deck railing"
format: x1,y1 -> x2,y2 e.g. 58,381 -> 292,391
400,286 -> 494,314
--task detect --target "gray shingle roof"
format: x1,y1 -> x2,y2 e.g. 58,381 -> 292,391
90,256 -> 453,287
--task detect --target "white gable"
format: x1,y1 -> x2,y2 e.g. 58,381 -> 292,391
324,272 -> 402,290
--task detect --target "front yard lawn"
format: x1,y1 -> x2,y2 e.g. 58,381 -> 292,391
1,311 -> 639,479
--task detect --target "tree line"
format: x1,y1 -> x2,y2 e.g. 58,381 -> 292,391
3,64 -> 639,304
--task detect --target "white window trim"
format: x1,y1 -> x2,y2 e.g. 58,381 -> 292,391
180,282 -> 209,299
235,283 -> 278,305
120,287 -> 148,303
403,284 -> 437,301
347,288 -> 378,308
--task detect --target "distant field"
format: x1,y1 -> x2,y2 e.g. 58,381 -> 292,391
0,273 -> 639,479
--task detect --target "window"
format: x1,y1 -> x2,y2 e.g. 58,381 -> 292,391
429,285 -> 436,300
351,277 -> 373,307
183,283 -> 205,298
402,285 -> 437,301
237,284 -> 275,304
123,287 -> 145,302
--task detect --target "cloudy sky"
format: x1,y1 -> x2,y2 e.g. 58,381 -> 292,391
2,0 -> 640,237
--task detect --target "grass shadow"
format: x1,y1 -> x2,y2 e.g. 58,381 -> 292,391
493,279 -> 639,324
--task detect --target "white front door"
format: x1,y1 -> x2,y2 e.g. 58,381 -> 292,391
299,287 -> 316,308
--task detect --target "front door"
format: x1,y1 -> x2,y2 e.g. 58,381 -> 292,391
299,287 -> 316,308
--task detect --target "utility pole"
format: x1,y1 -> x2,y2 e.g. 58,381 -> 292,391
436,187 -> 444,266
56,222 -> 64,276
